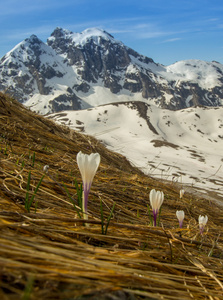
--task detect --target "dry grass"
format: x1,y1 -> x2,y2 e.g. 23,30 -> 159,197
0,92 -> 223,300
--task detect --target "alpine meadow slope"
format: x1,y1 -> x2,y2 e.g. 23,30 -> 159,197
1,92 -> 223,299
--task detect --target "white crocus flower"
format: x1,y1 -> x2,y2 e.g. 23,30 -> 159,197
176,210 -> 185,228
43,165 -> 49,173
77,151 -> 101,220
198,215 -> 208,235
180,189 -> 185,198
149,189 -> 164,226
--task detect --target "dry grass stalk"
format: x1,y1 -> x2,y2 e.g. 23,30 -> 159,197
0,92 -> 223,299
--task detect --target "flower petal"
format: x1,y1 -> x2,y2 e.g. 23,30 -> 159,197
149,189 -> 164,211
149,189 -> 157,210
176,210 -> 185,222
77,151 -> 100,186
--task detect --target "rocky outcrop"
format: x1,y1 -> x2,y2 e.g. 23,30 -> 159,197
50,92 -> 82,113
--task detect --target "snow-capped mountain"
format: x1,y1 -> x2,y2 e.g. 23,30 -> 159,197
1,27 -> 223,114
48,102 -> 223,202
0,34 -> 86,114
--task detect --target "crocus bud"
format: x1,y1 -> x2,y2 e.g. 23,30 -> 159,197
180,189 -> 185,198
198,215 -> 208,235
149,189 -> 164,226
176,210 -> 185,228
77,151 -> 100,220
43,165 -> 49,173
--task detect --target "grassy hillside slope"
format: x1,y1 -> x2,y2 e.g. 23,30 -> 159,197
0,93 -> 223,299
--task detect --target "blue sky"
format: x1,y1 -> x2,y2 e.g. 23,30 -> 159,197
1,0 -> 223,65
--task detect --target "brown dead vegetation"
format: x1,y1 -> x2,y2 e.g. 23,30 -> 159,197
0,92 -> 223,299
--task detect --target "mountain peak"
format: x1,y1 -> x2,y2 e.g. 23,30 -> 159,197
80,27 -> 114,39
25,34 -> 42,44
48,27 -> 117,48
49,27 -> 72,38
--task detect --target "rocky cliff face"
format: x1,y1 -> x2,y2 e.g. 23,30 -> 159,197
0,27 -> 223,114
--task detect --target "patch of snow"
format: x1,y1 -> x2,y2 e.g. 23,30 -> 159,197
48,103 -> 223,202
186,95 -> 193,107
162,60 -> 223,89
161,91 -> 173,104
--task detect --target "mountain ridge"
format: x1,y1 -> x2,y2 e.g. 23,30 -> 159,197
1,27 -> 223,114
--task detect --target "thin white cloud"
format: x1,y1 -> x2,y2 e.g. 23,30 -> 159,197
161,38 -> 182,43
63,18 -> 164,38
4,25 -> 56,41
68,17 -> 170,40
0,0 -> 84,16
136,30 -> 171,39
